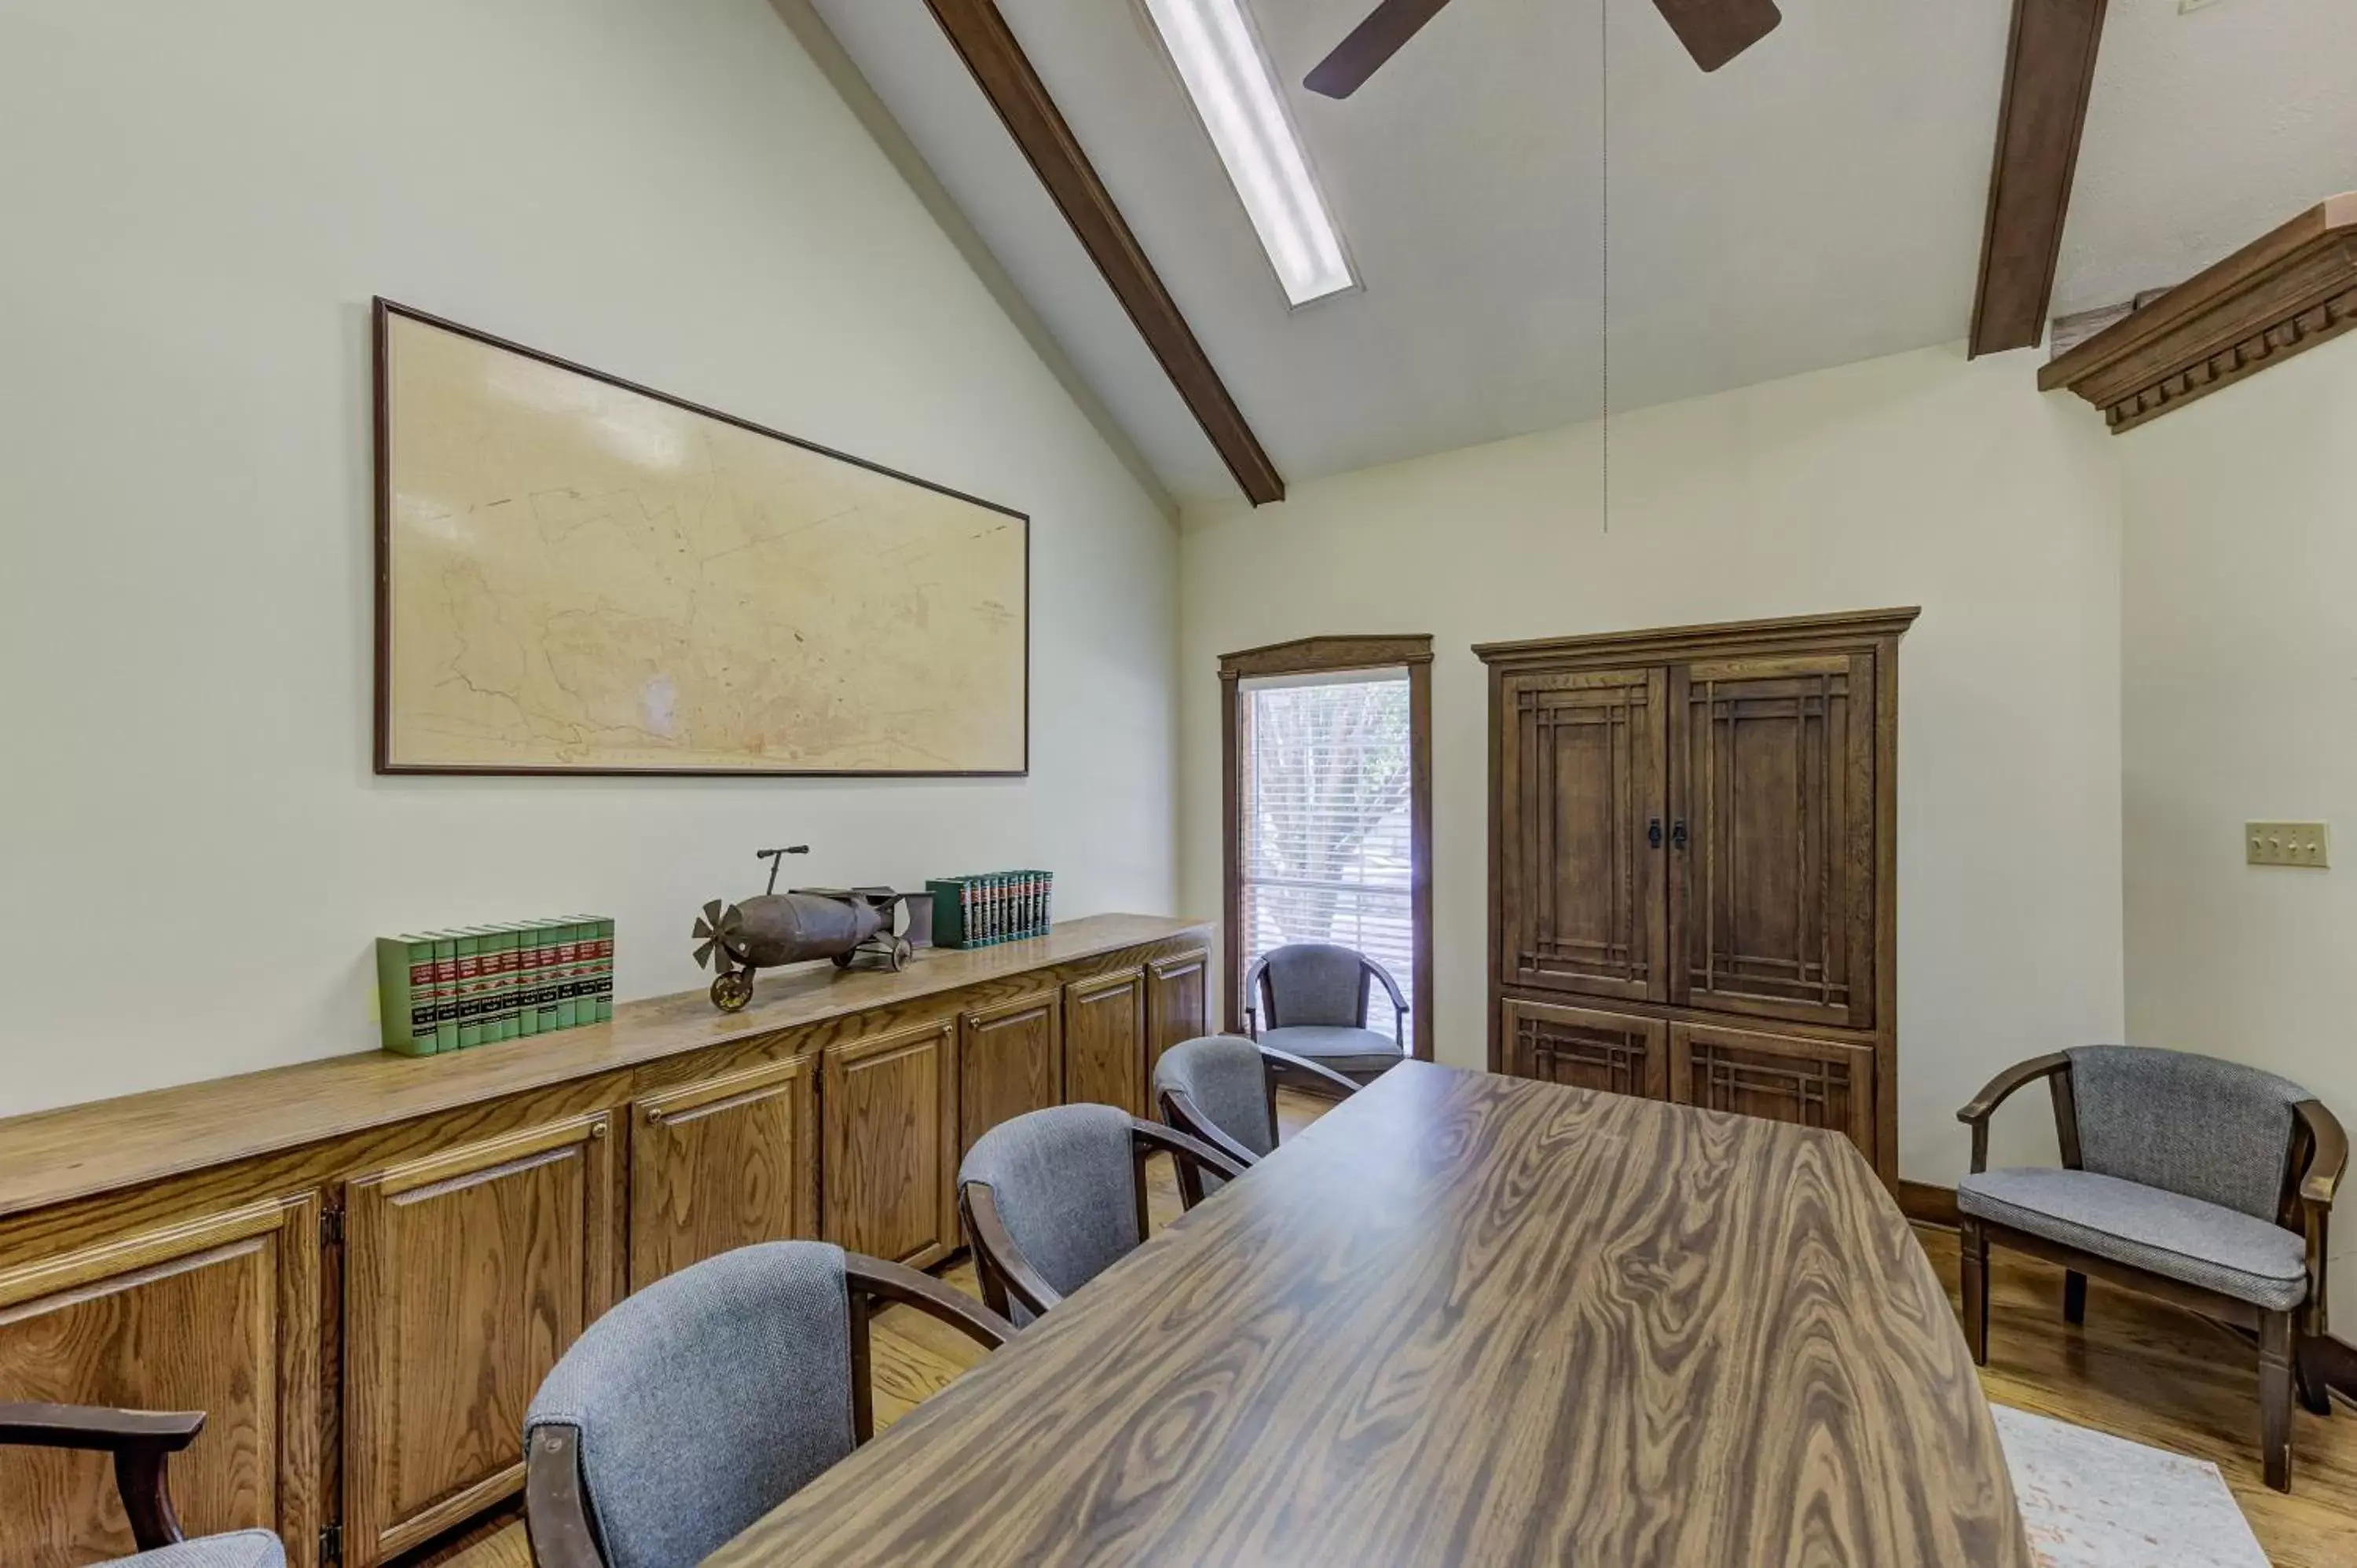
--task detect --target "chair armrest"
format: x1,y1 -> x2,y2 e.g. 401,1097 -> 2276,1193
959,1181 -> 1062,1324
1157,1088 -> 1264,1175
1241,955 -> 1271,1039
1259,1046 -> 1362,1100
524,1424 -> 604,1568
1361,958 -> 1409,1046
1956,1053 -> 2071,1127
1133,1119 -> 1250,1188
846,1253 -> 1016,1350
2296,1100 -> 2348,1208
0,1404 -> 205,1453
0,1404 -> 206,1552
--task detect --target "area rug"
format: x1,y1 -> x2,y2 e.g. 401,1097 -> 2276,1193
1992,1405 -> 2268,1568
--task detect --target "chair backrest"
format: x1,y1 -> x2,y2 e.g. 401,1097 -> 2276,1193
1153,1035 -> 1275,1191
2066,1046 -> 2309,1219
524,1242 -> 855,1568
1258,943 -> 1370,1029
959,1104 -> 1141,1324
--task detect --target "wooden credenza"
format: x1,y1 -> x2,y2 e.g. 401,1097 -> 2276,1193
0,914 -> 1210,1568
1477,610 -> 1913,1183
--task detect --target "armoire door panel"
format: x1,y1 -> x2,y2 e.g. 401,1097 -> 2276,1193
1670,1021 -> 1878,1167
0,1196 -> 321,1568
1670,654 -> 1875,1029
821,1018 -> 958,1269
1145,950 -> 1210,1080
629,1054 -> 819,1291
1500,998 -> 1669,1101
1064,968 -> 1146,1116
343,1114 -> 614,1566
959,991 -> 1064,1157
1498,668 -> 1668,1002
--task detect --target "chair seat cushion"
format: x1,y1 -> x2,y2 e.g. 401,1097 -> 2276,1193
1259,1025 -> 1401,1075
112,1532 -> 288,1568
1957,1167 -> 2308,1310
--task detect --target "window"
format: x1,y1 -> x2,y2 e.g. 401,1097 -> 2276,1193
1220,638 -> 1431,1059
1141,0 -> 1357,307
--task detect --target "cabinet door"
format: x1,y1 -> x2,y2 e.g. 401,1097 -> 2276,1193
1499,998 -> 1669,1101
1670,1020 -> 1878,1167
1498,668 -> 1669,1002
629,1054 -> 819,1291
822,1018 -> 958,1269
1064,968 -> 1146,1116
1145,950 -> 1210,1081
959,991 -> 1064,1157
0,1196 -> 320,1568
343,1114 -> 614,1566
1670,654 -> 1876,1029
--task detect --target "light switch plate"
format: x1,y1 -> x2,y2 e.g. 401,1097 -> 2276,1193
2247,822 -> 2330,868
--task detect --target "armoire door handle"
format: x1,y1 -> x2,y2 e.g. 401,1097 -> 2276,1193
1648,818 -> 1663,849
1670,819 -> 1688,851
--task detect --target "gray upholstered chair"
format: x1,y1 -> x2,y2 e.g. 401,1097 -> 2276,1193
521,1240 -> 1012,1568
0,1404 -> 284,1566
1956,1045 -> 2346,1492
957,1103 -> 1244,1325
1151,1034 -> 1359,1200
1243,943 -> 1409,1082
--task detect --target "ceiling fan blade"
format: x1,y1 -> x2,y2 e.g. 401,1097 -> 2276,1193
1304,0 -> 1457,100
1651,0 -> 1782,72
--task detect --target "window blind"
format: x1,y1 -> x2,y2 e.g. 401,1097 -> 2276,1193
1240,670 -> 1416,1035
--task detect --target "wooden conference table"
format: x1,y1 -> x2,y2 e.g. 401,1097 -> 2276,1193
707,1061 -> 2029,1566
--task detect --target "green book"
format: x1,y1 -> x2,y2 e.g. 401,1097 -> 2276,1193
592,916 -> 615,1022
532,919 -> 562,1035
489,923 -> 521,1042
513,920 -> 544,1039
431,931 -> 461,1053
454,929 -> 487,1049
374,934 -> 439,1056
552,919 -> 580,1030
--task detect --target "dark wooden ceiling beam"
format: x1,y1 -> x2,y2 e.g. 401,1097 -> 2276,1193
923,0 -> 1285,505
1968,0 -> 2110,358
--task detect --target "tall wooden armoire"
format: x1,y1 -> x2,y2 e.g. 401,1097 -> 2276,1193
1476,607 -> 1915,1185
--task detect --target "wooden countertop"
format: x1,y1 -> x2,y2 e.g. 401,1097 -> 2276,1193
710,1062 -> 2029,1567
0,913 -> 1210,1220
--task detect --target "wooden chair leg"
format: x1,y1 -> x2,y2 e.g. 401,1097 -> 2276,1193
2260,1310 -> 2294,1493
1959,1218 -> 1990,1366
2062,1269 -> 2086,1327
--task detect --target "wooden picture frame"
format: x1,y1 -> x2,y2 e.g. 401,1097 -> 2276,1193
372,299 -> 1030,777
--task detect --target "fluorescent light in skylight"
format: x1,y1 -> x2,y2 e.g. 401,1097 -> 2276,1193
1142,0 -> 1356,307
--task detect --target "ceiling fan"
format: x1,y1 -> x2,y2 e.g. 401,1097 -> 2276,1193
1303,0 -> 1782,99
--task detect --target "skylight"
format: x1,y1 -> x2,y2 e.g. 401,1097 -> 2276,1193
1142,0 -> 1357,308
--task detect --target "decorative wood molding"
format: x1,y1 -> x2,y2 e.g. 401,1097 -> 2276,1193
1219,636 -> 1434,1062
1969,0 -> 2110,358
922,0 -> 1285,506
1471,606 -> 1921,671
2040,193 -> 2357,433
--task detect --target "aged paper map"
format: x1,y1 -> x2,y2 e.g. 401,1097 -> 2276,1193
379,309 -> 1026,773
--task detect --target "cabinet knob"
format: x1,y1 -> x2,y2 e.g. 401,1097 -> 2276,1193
1648,818 -> 1663,849
1670,819 -> 1689,852
589,1120 -> 609,1139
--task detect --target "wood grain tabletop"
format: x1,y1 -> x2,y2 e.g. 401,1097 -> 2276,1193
707,1061 -> 2029,1566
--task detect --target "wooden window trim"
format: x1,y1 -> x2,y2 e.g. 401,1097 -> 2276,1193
1218,636 -> 1435,1061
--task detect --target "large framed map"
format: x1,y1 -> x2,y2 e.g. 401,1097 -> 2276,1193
372,300 -> 1028,775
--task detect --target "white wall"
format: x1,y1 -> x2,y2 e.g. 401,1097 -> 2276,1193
1182,343 -> 2127,1186
2121,337 -> 2357,1307
0,0 -> 1178,1115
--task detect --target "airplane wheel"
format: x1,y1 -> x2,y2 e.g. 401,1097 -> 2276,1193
710,969 -> 755,1012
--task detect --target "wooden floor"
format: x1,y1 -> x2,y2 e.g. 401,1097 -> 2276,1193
437,1090 -> 2356,1567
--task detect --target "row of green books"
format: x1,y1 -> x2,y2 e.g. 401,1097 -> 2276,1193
375,918 -> 615,1057
929,871 -> 1053,949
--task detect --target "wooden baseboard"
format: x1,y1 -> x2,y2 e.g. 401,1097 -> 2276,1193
1899,1179 -> 1960,1229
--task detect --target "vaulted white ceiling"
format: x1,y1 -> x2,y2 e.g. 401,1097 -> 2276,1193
805,0 -> 2357,504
